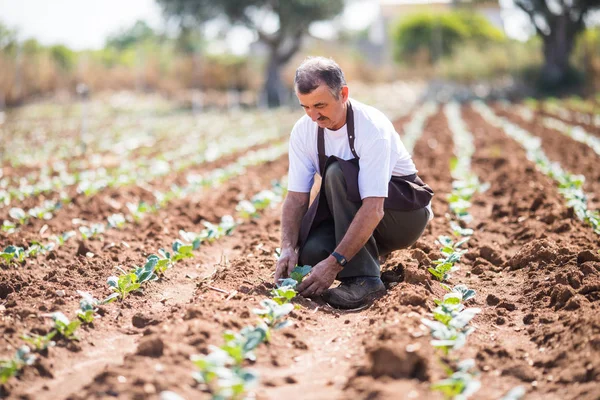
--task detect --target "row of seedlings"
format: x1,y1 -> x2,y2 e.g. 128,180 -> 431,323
420,102 -> 487,399
473,101 -> 600,235
401,101 -> 439,154
1,123 -> 290,232
0,142 -> 290,265
0,179 -> 289,385
189,258 -> 313,398
508,103 -> 600,157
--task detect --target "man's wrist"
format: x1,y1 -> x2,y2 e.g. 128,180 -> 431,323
327,255 -> 344,272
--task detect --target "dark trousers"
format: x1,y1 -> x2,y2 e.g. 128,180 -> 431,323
299,162 -> 429,279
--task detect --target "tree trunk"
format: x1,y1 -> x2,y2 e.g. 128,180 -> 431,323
541,14 -> 576,87
264,49 -> 287,108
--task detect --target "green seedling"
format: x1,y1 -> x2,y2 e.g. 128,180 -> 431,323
9,207 -> 28,225
25,241 -> 55,258
0,346 -> 36,384
191,347 -> 258,400
290,265 -> 311,284
106,271 -> 141,302
172,239 -> 196,261
179,230 -> 202,249
21,331 -> 57,351
2,219 -> 16,233
0,245 -> 26,264
432,359 -> 481,400
272,265 -> 312,305
79,223 -> 105,240
236,200 -> 258,219
107,213 -> 126,229
450,221 -> 473,237
52,312 -> 80,341
148,251 -> 173,275
271,285 -> 297,305
221,324 -> 270,364
126,201 -> 154,222
77,291 -> 100,324
51,230 -> 76,245
253,299 -> 294,330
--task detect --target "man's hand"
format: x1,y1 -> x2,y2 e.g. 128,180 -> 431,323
297,256 -> 342,297
274,247 -> 298,284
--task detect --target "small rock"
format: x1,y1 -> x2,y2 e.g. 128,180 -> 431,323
55,290 -> 66,297
577,250 -> 600,265
497,302 -> 517,312
523,313 -> 535,325
132,313 -> 158,329
486,294 -> 500,306
136,337 -> 164,358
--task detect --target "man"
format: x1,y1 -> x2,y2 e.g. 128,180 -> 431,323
274,57 -> 433,309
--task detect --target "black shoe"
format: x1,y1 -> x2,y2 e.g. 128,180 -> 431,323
322,276 -> 386,309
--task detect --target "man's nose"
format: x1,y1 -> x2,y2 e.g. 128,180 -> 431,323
307,109 -> 320,121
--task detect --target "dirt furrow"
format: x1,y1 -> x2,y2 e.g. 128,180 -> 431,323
0,140 -> 284,239
0,154 -> 289,399
455,105 -> 600,399
493,106 -> 600,210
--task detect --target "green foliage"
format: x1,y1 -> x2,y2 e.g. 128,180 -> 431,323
106,20 -> 157,50
391,11 -> 504,63
431,359 -> 481,399
21,331 -> 56,351
0,245 -> 25,264
52,312 -> 81,341
0,346 -> 36,384
49,44 -> 76,71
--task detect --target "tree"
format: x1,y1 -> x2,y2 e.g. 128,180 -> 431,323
513,0 -> 600,87
157,0 -> 345,107
106,20 -> 157,50
391,11 -> 504,63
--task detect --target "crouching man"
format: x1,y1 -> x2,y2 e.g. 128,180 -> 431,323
274,57 -> 434,309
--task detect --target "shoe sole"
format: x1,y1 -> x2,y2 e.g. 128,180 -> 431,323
322,288 -> 386,310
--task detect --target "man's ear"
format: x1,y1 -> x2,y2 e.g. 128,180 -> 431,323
341,86 -> 349,102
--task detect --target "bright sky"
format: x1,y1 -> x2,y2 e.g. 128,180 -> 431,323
0,0 -> 380,53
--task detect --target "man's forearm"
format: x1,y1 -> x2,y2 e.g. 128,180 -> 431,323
280,193 -> 309,249
334,199 -> 384,261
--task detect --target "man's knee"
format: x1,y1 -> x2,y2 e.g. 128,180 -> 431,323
298,236 -> 331,267
324,161 -> 344,188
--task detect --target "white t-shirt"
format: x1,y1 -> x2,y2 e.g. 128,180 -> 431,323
287,99 -> 432,218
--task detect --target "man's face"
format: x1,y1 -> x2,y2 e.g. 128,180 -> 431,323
296,84 -> 348,130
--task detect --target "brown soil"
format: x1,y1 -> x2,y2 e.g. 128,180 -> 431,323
494,106 -> 600,211
2,107 -> 600,400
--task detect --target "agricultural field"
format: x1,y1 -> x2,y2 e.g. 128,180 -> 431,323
1,86 -> 600,400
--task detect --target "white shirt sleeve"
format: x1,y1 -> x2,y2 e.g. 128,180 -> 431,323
287,124 -> 316,193
358,137 -> 397,199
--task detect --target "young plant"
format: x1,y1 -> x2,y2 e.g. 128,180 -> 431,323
21,331 -> 57,351
106,271 -> 141,302
171,239 -> 197,262
0,245 -> 26,264
79,223 -> 105,240
52,312 -> 81,341
0,346 -> 36,384
9,207 -> 28,225
107,213 -> 126,229
2,219 -> 16,234
431,359 -> 481,400
271,265 -> 312,305
51,230 -> 76,245
191,347 -> 258,399
147,251 -> 173,276
253,299 -> 294,330
428,236 -> 469,282
77,291 -> 100,324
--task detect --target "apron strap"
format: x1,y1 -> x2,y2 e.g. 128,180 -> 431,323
316,101 -> 357,174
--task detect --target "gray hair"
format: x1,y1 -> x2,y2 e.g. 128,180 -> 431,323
294,57 -> 346,99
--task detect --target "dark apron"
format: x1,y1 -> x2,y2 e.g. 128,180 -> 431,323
298,101 -> 434,249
